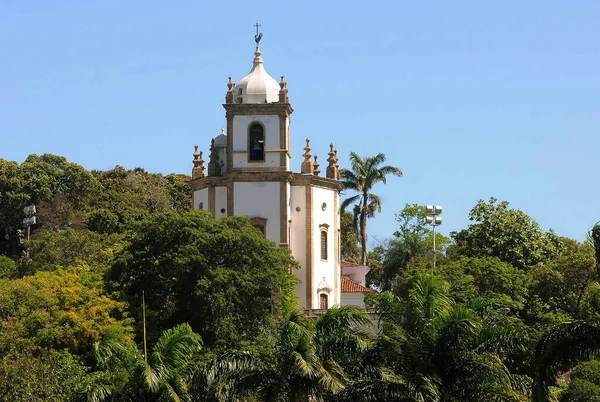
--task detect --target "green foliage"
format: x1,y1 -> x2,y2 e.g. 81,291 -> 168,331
0,255 -> 18,279
0,349 -> 88,402
440,257 -> 528,308
559,379 -> 600,402
524,242 -> 597,326
109,210 -> 299,348
90,167 -> 192,231
0,267 -> 132,358
86,208 -> 121,234
450,198 -> 562,270
368,273 -> 535,401
205,306 -> 374,401
372,203 -> 451,290
532,321 -> 600,401
592,223 -> 600,275
87,322 -> 202,401
21,228 -> 123,275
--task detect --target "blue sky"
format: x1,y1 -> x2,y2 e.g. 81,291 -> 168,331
1,1 -> 599,243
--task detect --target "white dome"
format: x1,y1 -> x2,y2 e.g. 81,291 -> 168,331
235,47 -> 280,104
214,128 -> 227,147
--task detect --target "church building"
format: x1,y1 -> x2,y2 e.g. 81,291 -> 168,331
189,34 -> 369,310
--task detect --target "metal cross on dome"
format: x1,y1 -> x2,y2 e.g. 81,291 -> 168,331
254,21 -> 263,45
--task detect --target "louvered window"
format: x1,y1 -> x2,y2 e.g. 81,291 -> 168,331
320,230 -> 327,260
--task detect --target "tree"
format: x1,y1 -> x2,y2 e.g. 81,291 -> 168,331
450,198 -> 562,270
367,273 -> 535,401
532,320 -> 600,402
109,210 -> 299,348
205,306 -> 374,401
592,223 -> 600,276
0,159 -> 29,255
0,349 -> 88,402
523,240 -> 597,326
340,152 -> 402,265
559,360 -> 600,402
20,228 -> 123,275
87,323 -> 202,401
0,267 -> 132,359
374,204 -> 451,290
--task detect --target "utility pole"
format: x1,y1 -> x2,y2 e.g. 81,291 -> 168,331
425,205 -> 443,269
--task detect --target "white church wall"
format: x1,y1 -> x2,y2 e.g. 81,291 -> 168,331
341,293 -> 366,309
311,187 -> 339,308
215,186 -> 228,218
234,181 -> 280,243
232,115 -> 281,169
193,188 -> 209,212
341,264 -> 369,285
290,185 -> 307,308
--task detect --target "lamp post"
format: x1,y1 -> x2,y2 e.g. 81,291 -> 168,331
425,205 -> 442,269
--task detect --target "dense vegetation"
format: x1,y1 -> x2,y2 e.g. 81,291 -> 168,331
1,153 -> 599,401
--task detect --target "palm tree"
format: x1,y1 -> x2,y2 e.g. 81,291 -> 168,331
367,273 -> 534,401
531,320 -> 600,402
204,306 -> 374,401
340,152 -> 402,265
84,323 -> 203,402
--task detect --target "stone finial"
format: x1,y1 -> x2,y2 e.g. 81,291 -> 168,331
313,155 -> 320,176
279,75 -> 289,103
226,76 -> 236,104
208,138 -> 221,176
333,149 -> 340,179
192,145 -> 206,179
326,143 -> 339,180
301,138 -> 313,174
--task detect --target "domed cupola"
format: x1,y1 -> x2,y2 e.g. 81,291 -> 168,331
234,46 -> 280,104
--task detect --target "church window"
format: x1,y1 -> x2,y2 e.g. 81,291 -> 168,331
254,224 -> 265,235
250,217 -> 267,237
249,123 -> 265,161
320,230 -> 328,260
319,293 -> 328,310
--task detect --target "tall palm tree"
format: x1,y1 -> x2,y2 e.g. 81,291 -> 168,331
340,152 -> 402,265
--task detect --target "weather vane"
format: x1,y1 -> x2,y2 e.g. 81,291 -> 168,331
254,21 -> 263,45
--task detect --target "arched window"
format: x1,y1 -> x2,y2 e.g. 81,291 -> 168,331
319,293 -> 328,310
320,229 -> 328,260
249,123 -> 264,161
250,217 -> 267,237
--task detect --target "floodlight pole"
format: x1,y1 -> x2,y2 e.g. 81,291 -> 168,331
425,205 -> 443,269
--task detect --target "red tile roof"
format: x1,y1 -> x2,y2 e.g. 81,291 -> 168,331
341,275 -> 374,293
340,260 -> 367,268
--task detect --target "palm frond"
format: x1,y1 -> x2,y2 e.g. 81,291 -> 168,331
340,194 -> 361,212
532,320 -> 600,401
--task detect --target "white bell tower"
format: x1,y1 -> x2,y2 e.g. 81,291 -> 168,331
190,29 -> 344,310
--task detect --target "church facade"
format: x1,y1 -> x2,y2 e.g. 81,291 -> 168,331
189,41 -> 365,310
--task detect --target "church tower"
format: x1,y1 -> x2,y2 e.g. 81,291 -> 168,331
190,31 -> 343,310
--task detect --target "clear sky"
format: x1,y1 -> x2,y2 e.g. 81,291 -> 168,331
1,1 -> 599,243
